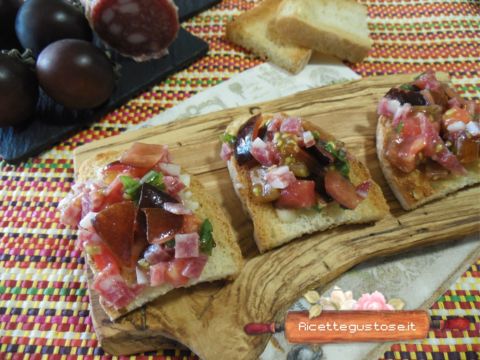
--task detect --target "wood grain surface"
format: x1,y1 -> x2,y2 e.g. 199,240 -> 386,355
74,74 -> 480,359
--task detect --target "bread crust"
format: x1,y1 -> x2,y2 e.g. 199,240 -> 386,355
226,113 -> 389,253
225,0 -> 312,74
376,115 -> 480,210
78,151 -> 243,320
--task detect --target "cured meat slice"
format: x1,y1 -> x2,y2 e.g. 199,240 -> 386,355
83,0 -> 180,61
92,201 -> 136,268
142,207 -> 183,244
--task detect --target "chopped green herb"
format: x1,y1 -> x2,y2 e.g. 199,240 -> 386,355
336,162 -> 350,178
120,175 -> 141,199
396,121 -> 404,133
311,204 -> 323,213
400,84 -> 415,91
164,239 -> 175,248
220,133 -> 237,145
199,219 -> 216,255
312,131 -> 320,140
141,170 -> 165,191
414,72 -> 425,81
120,171 -> 165,201
320,140 -> 350,177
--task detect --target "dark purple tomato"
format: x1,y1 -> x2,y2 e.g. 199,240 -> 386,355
15,0 -> 92,56
36,39 -> 115,109
0,0 -> 22,49
0,52 -> 38,127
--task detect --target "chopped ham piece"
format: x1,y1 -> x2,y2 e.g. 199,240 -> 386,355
220,143 -> 233,161
164,176 -> 185,195
174,233 -> 200,259
58,192 -> 82,227
150,262 -> 169,286
92,265 -> 138,309
266,166 -> 296,189
163,202 -> 192,215
182,255 -> 208,279
280,117 -> 303,135
144,244 -> 174,265
120,143 -> 169,168
250,138 -> 279,166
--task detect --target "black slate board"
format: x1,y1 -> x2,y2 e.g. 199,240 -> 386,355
0,0 -> 221,163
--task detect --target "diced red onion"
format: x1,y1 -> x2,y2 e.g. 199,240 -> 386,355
355,180 -> 371,199
158,162 -> 181,176
447,121 -> 466,133
302,131 -> 316,148
163,202 -> 192,215
466,121 -> 480,136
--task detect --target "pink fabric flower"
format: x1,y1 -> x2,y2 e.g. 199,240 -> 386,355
354,291 -> 394,311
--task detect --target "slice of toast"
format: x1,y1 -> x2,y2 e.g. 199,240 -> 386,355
273,0 -> 372,63
225,0 -> 312,74
377,115 -> 480,210
225,113 -> 389,252
78,150 -> 243,320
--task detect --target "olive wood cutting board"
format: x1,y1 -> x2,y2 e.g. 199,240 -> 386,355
73,73 -> 480,359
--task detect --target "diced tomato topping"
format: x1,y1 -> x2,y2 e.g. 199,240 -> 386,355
181,214 -> 200,233
164,176 -> 186,195
443,107 -> 472,128
182,256 -> 208,279
93,201 -> 136,268
150,262 -> 169,286
386,136 -> 425,173
324,170 -> 361,210
90,243 -> 121,274
275,180 -> 316,209
165,259 -> 190,287
120,143 -> 170,168
455,134 -> 479,164
400,116 -> 422,137
174,233 -> 200,259
92,264 -> 137,309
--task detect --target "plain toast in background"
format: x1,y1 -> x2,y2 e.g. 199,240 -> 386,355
226,0 -> 312,74
274,0 -> 372,63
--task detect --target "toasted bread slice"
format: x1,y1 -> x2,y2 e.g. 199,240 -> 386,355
377,115 -> 480,210
225,0 -> 312,74
273,0 -> 372,63
78,151 -> 243,320
225,113 -> 389,252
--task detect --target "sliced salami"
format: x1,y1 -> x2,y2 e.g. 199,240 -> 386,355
82,0 -> 179,61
